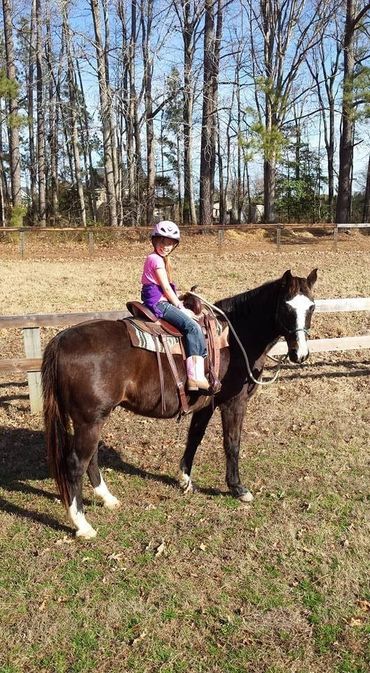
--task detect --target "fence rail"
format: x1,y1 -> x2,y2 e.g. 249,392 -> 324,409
1,297 -> 369,413
0,222 -> 368,256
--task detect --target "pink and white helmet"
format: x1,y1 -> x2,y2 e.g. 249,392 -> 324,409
151,220 -> 180,242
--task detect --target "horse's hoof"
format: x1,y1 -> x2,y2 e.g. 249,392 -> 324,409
76,526 -> 97,540
104,497 -> 121,510
179,472 -> 194,494
238,490 -> 254,503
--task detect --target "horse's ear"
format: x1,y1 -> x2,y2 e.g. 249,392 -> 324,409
307,268 -> 318,288
281,269 -> 293,286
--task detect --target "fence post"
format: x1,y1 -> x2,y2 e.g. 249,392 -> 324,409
276,226 -> 282,251
19,231 -> 25,258
333,225 -> 338,251
88,230 -> 94,257
218,228 -> 224,254
23,327 -> 43,413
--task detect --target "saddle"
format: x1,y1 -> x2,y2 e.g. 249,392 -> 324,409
124,296 -> 228,415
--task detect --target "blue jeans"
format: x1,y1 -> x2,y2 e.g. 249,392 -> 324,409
156,302 -> 207,357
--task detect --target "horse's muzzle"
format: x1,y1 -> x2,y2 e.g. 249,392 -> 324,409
288,348 -> 309,364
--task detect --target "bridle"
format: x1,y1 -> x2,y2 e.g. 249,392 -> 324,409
274,290 -> 314,340
188,287 -> 315,387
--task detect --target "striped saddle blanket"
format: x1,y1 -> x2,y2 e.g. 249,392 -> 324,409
125,318 -> 184,355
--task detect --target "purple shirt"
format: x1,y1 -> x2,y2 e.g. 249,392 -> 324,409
141,252 -> 176,317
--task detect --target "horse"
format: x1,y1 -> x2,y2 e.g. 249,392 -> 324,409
41,268 -> 317,538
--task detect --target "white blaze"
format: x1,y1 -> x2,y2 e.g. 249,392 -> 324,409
286,294 -> 314,360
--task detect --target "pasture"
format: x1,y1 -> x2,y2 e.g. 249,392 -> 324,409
0,230 -> 369,673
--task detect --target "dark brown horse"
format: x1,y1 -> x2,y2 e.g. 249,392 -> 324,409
42,269 -> 317,538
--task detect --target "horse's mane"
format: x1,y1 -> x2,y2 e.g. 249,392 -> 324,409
215,277 -> 281,320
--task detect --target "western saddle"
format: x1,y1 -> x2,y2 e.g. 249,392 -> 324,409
125,295 -> 227,415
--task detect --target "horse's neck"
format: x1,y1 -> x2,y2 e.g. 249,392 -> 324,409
226,281 -> 281,356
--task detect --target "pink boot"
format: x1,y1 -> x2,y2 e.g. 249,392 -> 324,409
186,356 -> 209,391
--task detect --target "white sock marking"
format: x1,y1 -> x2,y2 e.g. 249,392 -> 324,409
93,473 -> 120,509
68,496 -> 96,538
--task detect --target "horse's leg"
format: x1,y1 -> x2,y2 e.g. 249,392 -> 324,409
87,449 -> 120,510
220,396 -> 254,503
179,405 -> 215,493
67,421 -> 104,539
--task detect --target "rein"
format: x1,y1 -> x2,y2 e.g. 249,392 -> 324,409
188,291 -> 287,387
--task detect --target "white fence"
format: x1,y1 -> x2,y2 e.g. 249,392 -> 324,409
0,297 -> 369,413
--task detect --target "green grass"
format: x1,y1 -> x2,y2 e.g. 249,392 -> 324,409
0,244 -> 369,673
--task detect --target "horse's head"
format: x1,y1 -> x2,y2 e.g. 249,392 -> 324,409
277,269 -> 317,364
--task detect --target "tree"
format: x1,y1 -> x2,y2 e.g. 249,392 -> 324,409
2,0 -> 21,212
245,0 -> 331,223
200,0 -> 223,225
90,0 -> 118,226
336,0 -> 370,223
307,15 -> 342,221
173,0 -> 203,225
276,128 -> 323,222
36,0 -> 46,226
63,0 -> 86,226
159,68 -> 183,220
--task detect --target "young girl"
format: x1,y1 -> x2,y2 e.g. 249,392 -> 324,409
141,220 -> 209,391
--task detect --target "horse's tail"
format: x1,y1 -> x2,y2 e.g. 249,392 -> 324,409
41,334 -> 70,509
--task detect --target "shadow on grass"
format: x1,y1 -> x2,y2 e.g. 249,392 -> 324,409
0,426 -> 223,534
0,380 -> 29,410
280,357 -> 370,381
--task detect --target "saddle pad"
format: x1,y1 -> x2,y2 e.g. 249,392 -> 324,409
125,319 -> 183,355
124,317 -> 229,355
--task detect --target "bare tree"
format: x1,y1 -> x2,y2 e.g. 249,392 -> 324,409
336,0 -> 370,223
200,0 -> 223,225
245,0 -> 331,223
141,0 -> 156,226
2,0 -> 21,211
36,0 -> 46,225
173,0 -> 203,224
63,1 -> 86,226
363,154 -> 370,221
307,19 -> 342,221
90,0 -> 118,226
45,8 -> 59,221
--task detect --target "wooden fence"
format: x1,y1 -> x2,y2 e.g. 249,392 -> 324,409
1,297 -> 369,413
0,222 -> 368,256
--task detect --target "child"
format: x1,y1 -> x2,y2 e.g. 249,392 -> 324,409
141,221 -> 209,391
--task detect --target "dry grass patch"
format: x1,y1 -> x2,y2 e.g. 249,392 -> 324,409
0,235 -> 369,673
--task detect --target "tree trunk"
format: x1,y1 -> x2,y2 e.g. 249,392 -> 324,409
336,0 -> 356,224
76,62 -> 97,222
363,155 -> 370,223
63,2 -> 86,227
90,0 -> 117,226
27,0 -> 37,224
200,0 -> 215,225
141,0 -> 155,226
182,10 -> 196,224
36,0 -> 46,226
2,0 -> 22,209
46,12 -> 59,222
262,0 -> 275,223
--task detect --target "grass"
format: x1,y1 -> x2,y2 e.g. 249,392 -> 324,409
0,236 -> 369,672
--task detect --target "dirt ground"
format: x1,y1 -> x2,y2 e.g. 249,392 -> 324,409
0,229 -> 369,673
